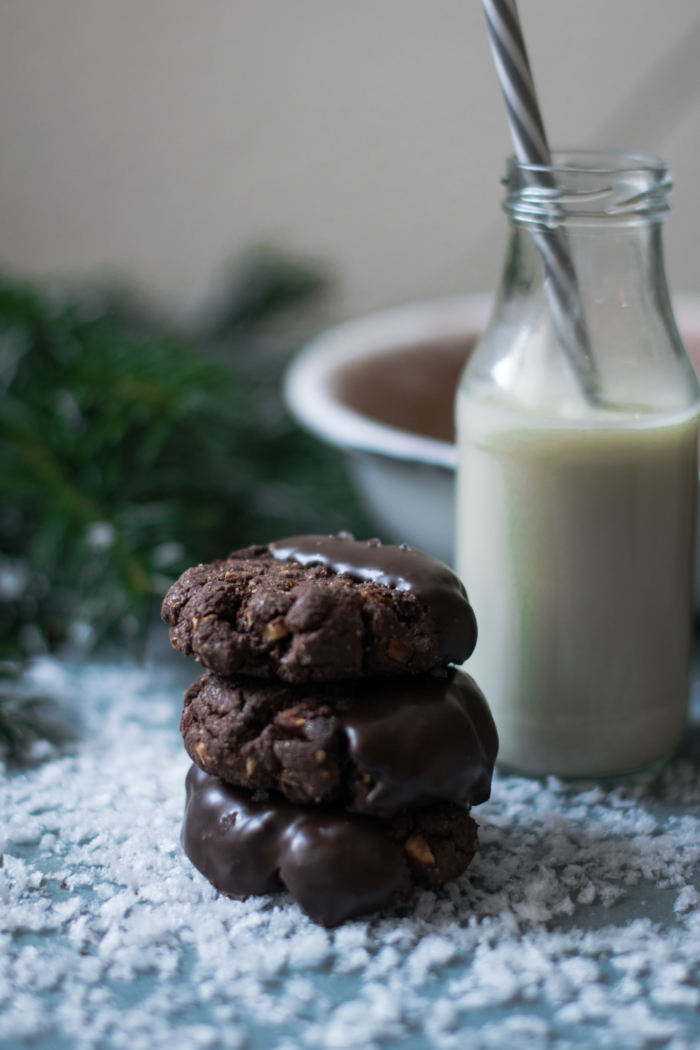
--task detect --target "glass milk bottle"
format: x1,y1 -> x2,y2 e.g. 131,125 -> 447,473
456,150 -> 700,777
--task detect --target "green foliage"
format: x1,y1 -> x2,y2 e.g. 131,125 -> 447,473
0,250 -> 373,669
0,661 -> 57,761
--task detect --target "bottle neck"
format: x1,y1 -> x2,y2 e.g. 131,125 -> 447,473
461,152 -> 699,420
502,214 -> 676,338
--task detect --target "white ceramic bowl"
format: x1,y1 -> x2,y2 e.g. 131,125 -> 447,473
285,293 -> 700,569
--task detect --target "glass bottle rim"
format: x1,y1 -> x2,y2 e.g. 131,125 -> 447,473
503,148 -> 673,225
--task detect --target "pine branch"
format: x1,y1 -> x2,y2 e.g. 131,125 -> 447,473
0,251 -> 374,668
0,663 -> 56,761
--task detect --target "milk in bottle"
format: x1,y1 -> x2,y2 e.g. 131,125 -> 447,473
456,151 -> 700,776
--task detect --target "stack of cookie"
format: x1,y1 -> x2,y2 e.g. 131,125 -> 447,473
162,534 -> 498,927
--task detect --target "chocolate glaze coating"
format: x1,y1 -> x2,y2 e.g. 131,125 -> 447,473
338,668 -> 496,813
182,667 -> 498,816
161,536 -> 477,682
270,536 -> 477,667
181,764 -> 479,927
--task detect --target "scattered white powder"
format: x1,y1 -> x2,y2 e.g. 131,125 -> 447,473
4,652 -> 700,1049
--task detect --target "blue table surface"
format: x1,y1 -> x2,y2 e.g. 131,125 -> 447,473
4,629 -> 700,1050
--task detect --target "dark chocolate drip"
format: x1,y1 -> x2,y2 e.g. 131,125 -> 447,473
181,765 -> 288,896
269,535 -> 477,664
182,764 -> 408,927
337,669 -> 498,816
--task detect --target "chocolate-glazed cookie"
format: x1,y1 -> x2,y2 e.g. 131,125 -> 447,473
161,535 -> 477,682
181,764 -> 479,927
181,667 -> 498,817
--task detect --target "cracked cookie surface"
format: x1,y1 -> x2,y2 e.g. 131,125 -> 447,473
162,537 -> 477,682
181,667 -> 498,817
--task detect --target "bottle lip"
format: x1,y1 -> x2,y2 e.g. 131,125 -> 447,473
503,148 -> 673,225
509,148 -> 668,178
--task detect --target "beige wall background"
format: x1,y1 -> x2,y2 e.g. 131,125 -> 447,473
1,1 -> 699,320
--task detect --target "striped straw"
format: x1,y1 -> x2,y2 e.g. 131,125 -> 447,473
481,0 -> 600,403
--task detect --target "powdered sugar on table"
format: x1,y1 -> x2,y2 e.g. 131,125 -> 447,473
4,653 -> 700,1050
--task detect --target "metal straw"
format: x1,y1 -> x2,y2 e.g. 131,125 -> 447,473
481,0 -> 600,403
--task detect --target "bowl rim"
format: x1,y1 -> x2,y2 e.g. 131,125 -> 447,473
284,291 -> 700,472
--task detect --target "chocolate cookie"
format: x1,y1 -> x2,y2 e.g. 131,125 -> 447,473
181,667 -> 498,817
182,764 -> 479,927
162,535 -> 477,682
